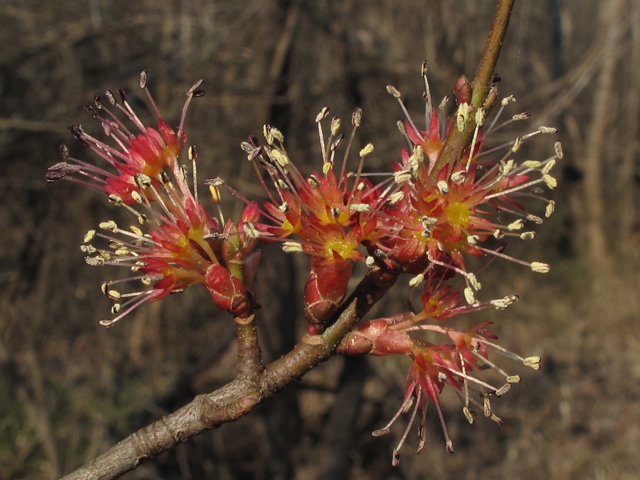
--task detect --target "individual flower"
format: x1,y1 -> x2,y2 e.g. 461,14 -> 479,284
338,272 -> 538,464
50,72 -> 261,324
46,70 -> 201,205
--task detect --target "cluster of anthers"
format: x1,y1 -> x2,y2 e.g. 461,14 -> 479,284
47,63 -> 559,463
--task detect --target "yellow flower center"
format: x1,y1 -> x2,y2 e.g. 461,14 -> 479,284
444,201 -> 471,227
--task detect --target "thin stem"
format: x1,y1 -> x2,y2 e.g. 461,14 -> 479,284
429,0 -> 516,183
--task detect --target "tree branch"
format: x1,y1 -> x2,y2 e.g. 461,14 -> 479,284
60,266 -> 398,480
429,0 -> 515,182
234,313 -> 264,383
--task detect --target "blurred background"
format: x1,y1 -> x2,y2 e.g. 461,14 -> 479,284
1,0 -> 638,478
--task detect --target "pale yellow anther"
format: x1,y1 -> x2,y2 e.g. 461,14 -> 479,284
135,173 -> 152,189
99,220 -> 118,232
463,406 -> 475,424
80,244 -> 97,254
523,160 -> 541,169
263,125 -> 273,145
278,202 -> 289,213
111,304 -> 121,314
464,287 -> 476,305
467,235 -> 478,245
386,85 -> 401,98
276,179 -> 288,191
457,103 -> 470,131
512,112 -> 530,121
357,182 -> 366,191
137,214 -> 147,225
526,213 -> 543,224
98,251 -> 112,261
511,137 -> 523,153
307,176 -> 320,188
141,277 -> 152,285
451,170 -> 467,184
270,127 -> 284,142
359,143 -> 374,157
507,219 -> 524,231
413,145 -> 424,162
108,194 -> 124,206
507,375 -> 521,384
330,117 -> 341,136
322,162 -> 332,175
270,149 -> 289,167
524,356 -> 541,370
130,226 -> 143,237
421,216 -> 437,227
501,95 -> 516,106
131,190 -> 143,204
243,222 -> 261,239
315,107 -> 330,123
437,180 -> 449,194
409,274 -> 424,287
475,107 -> 485,126
282,241 -> 304,253
545,200 -> 555,218
531,262 -> 550,273
500,159 -> 515,176
394,171 -> 412,185
107,290 -> 121,300
554,141 -> 564,159
542,159 -> 556,175
538,126 -> 558,134
495,384 -> 511,397
543,174 -> 557,189
520,231 -> 536,240
467,273 -> 481,291
209,185 -> 221,205
388,192 -> 404,204
493,229 -> 504,239
491,295 -> 518,309
83,230 -> 96,243
365,256 -> 375,268
114,248 -> 130,256
349,203 -> 370,212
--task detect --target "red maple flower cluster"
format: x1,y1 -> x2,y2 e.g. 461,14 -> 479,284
48,72 -> 260,324
47,67 -> 558,462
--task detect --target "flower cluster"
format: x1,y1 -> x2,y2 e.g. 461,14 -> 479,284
48,65 -> 557,462
238,110 -> 387,333
47,72 -> 260,324
337,270 -> 539,462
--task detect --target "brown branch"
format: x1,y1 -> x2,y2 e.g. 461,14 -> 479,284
429,0 -> 515,182
60,266 -> 398,480
234,314 -> 264,383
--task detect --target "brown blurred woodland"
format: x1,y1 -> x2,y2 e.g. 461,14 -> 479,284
1,0 -> 639,479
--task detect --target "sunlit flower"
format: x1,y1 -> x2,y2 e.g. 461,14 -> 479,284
338,272 -> 536,463
368,70 -> 560,294
50,72 -> 260,324
242,112 -> 386,331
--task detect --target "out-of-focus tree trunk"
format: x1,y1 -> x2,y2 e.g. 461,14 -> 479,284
581,0 -> 625,280
620,1 -> 640,255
